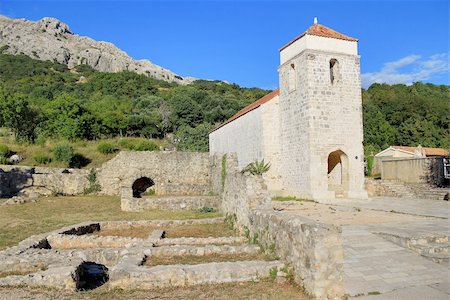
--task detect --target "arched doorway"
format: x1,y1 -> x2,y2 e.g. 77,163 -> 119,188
132,177 -> 155,198
327,150 -> 349,197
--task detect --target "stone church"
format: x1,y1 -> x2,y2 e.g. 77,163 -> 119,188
209,21 -> 368,201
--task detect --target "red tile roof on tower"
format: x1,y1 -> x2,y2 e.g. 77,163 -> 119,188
211,89 -> 280,132
280,23 -> 358,51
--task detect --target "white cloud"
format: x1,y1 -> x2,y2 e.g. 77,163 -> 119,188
361,53 -> 450,88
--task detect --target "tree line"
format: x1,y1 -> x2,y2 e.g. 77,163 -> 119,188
0,53 -> 448,153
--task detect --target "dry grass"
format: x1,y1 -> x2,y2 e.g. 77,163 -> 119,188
0,195 -> 221,250
144,252 -> 270,267
0,279 -> 310,299
0,134 -> 168,168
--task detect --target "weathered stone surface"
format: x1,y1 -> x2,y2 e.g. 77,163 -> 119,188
97,151 -> 211,196
109,260 -> 284,289
123,195 -> 220,212
149,244 -> 261,256
0,165 -> 89,201
0,15 -> 195,84
249,208 -> 344,299
156,236 -> 247,246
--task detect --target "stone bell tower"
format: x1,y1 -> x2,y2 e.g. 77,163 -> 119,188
278,20 -> 368,200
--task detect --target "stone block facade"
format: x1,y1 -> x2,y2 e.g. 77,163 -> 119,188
209,23 -> 368,201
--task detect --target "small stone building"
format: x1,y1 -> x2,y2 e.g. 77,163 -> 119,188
209,21 -> 368,200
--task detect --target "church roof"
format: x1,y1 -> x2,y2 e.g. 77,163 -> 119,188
280,23 -> 358,51
211,89 -> 279,132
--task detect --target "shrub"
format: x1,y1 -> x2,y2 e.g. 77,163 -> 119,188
198,207 -> 216,213
69,153 -> 91,168
0,156 -> 8,165
53,143 -> 74,164
97,142 -> 117,154
0,144 -> 9,158
133,140 -> 158,151
34,153 -> 52,165
84,169 -> 101,194
118,139 -> 135,150
242,159 -> 271,175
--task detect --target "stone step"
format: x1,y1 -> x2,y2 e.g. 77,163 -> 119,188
135,195 -> 220,211
109,260 -> 284,289
156,236 -> 248,246
148,244 -> 261,257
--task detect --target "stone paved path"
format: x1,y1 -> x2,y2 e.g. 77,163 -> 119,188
343,225 -> 449,298
337,197 -> 450,299
330,196 -> 449,218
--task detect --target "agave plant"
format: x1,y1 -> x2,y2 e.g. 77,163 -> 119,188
242,159 -> 271,175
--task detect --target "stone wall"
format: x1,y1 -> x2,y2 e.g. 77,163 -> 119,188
279,48 -> 367,200
211,153 -> 344,299
381,157 -> 439,184
0,165 -> 89,201
250,209 -> 344,299
210,153 -> 271,228
209,108 -> 264,170
97,151 -> 211,196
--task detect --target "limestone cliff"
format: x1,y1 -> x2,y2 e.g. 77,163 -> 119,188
0,15 -> 195,84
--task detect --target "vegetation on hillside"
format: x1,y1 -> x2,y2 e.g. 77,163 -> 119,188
0,53 -> 268,151
362,83 -> 449,155
0,53 -> 448,160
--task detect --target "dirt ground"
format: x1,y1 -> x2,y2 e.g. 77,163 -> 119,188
0,280 -> 309,300
273,201 -> 430,226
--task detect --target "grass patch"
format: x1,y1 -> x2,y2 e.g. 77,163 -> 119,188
0,263 -> 47,278
0,279 -> 310,299
96,221 -> 236,239
0,135 -> 167,168
144,252 -> 270,267
272,196 -> 314,202
0,195 -> 221,249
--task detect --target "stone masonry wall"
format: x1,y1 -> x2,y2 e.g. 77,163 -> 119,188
250,209 -> 344,299
0,165 -> 89,201
97,151 -> 211,196
211,153 -> 344,299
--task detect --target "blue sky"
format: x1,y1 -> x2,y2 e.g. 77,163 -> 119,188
1,0 -> 449,89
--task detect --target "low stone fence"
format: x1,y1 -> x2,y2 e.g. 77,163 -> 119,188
250,208 -> 344,299
0,165 -> 89,202
211,153 -> 344,299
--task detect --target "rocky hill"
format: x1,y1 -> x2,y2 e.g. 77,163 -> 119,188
0,15 -> 194,84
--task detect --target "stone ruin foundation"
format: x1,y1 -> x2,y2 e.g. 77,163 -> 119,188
0,218 -> 284,292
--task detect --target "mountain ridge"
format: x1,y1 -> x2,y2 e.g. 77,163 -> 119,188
0,15 -> 195,84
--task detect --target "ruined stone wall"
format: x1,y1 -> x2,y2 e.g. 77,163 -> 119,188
0,165 -> 89,200
250,209 -> 344,299
210,153 -> 270,228
98,151 -> 211,196
211,153 -> 344,298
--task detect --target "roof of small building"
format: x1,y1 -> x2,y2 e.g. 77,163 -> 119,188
211,89 -> 279,133
392,146 -> 449,157
376,146 -> 449,157
280,23 -> 358,51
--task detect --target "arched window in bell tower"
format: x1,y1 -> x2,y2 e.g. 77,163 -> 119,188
288,63 -> 296,92
329,59 -> 339,85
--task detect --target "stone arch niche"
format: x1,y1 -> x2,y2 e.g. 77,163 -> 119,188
131,177 -> 155,198
327,149 -> 349,198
